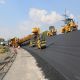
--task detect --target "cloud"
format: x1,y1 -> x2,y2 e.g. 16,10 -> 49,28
29,8 -> 63,24
0,0 -> 5,4
17,20 -> 42,38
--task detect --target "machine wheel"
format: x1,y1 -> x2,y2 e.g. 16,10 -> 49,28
41,46 -> 46,49
47,32 -> 49,36
53,32 -> 56,35
62,29 -> 65,33
71,27 -> 77,31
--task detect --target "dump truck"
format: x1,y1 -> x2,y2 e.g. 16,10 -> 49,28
61,18 -> 78,33
47,26 -> 57,36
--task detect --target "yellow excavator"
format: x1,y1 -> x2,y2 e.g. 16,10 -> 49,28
61,17 -> 78,33
30,27 -> 46,49
47,26 -> 57,36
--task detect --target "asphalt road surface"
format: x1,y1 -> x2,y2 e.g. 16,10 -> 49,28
23,30 -> 80,80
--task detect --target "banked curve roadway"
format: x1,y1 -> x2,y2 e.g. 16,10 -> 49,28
23,30 -> 80,80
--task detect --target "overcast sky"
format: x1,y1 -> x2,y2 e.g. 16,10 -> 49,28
0,0 -> 80,39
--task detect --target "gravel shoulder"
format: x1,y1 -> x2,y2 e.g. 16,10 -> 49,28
0,47 -> 17,80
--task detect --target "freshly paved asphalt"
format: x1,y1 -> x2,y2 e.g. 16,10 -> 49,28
23,30 -> 80,80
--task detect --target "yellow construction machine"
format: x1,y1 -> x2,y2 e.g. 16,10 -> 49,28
37,35 -> 46,49
61,18 -> 78,33
29,27 -> 40,47
47,26 -> 57,36
30,39 -> 36,47
9,35 -> 32,47
9,37 -> 19,48
30,27 -> 46,49
18,34 -> 32,45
